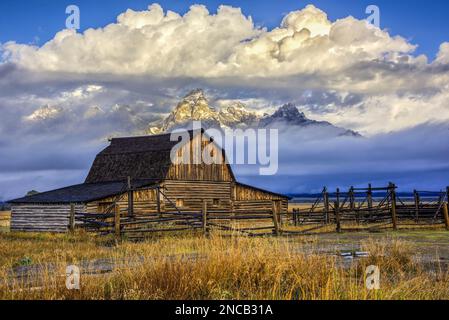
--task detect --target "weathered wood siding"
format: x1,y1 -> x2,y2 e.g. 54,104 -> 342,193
233,184 -> 288,214
86,188 -> 159,215
234,184 -> 285,201
233,200 -> 288,214
163,180 -> 232,212
86,181 -> 287,216
86,181 -> 232,215
166,133 -> 233,182
11,204 -> 85,232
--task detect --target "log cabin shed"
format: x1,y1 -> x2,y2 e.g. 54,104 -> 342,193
9,130 -> 289,232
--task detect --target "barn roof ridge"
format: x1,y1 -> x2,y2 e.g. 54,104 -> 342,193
108,128 -> 201,142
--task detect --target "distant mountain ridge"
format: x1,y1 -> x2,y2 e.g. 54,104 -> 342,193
148,89 -> 361,137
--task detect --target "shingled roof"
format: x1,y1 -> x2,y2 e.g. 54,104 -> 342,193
85,132 -> 187,183
9,180 -> 158,204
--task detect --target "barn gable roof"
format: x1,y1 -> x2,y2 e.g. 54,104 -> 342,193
8,180 -> 158,204
85,130 -> 236,183
85,132 -> 179,184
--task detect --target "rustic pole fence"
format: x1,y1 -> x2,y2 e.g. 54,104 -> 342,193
336,188 -> 340,224
349,186 -> 357,223
202,200 -> 208,236
127,177 -> 134,218
69,203 -> 75,233
293,209 -> 298,226
414,189 -> 420,223
157,187 -> 162,218
367,184 -> 373,220
323,188 -> 330,224
115,204 -> 121,239
277,201 -> 282,227
334,201 -> 341,233
272,201 -> 280,236
389,183 -> 398,230
444,187 -> 449,231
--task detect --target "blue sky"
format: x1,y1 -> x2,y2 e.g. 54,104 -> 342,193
0,0 -> 448,59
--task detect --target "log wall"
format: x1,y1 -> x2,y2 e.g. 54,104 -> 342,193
234,199 -> 288,214
86,180 -> 234,215
86,181 -> 288,216
86,188 -> 159,215
233,184 -> 288,214
11,204 -> 85,232
162,180 -> 232,212
234,184 -> 286,201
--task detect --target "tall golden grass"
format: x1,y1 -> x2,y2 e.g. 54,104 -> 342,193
0,211 -> 10,229
0,232 -> 448,300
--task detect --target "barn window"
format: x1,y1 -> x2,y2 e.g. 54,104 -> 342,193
213,199 -> 220,207
176,199 -> 185,208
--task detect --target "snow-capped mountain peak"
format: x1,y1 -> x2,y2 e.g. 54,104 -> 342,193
182,88 -> 208,104
147,90 -> 361,137
24,105 -> 64,122
218,102 -> 260,128
148,89 -> 221,134
270,103 -> 308,122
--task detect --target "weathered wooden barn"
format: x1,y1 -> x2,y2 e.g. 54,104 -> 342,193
9,130 -> 289,232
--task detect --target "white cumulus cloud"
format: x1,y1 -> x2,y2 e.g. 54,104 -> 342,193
2,4 -> 415,79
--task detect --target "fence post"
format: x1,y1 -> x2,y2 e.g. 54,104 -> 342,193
444,187 -> 449,231
335,201 -> 341,233
323,188 -> 330,224
413,190 -> 420,223
202,200 -> 208,236
69,203 -> 75,233
115,204 -> 121,239
127,176 -> 134,218
349,186 -> 359,224
367,184 -> 373,219
277,201 -> 282,227
272,201 -> 280,236
157,187 -> 162,218
336,188 -> 340,207
389,183 -> 398,231
336,188 -> 340,224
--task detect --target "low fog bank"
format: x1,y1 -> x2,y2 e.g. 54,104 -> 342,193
232,122 -> 449,194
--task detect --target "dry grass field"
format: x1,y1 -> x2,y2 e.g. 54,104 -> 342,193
0,229 -> 448,300
0,211 -> 10,231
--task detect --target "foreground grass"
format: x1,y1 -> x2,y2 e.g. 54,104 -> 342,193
0,231 -> 448,300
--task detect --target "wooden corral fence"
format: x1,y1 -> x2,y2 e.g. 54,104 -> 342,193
69,183 -> 449,239
291,184 -> 449,234
71,187 -> 282,239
